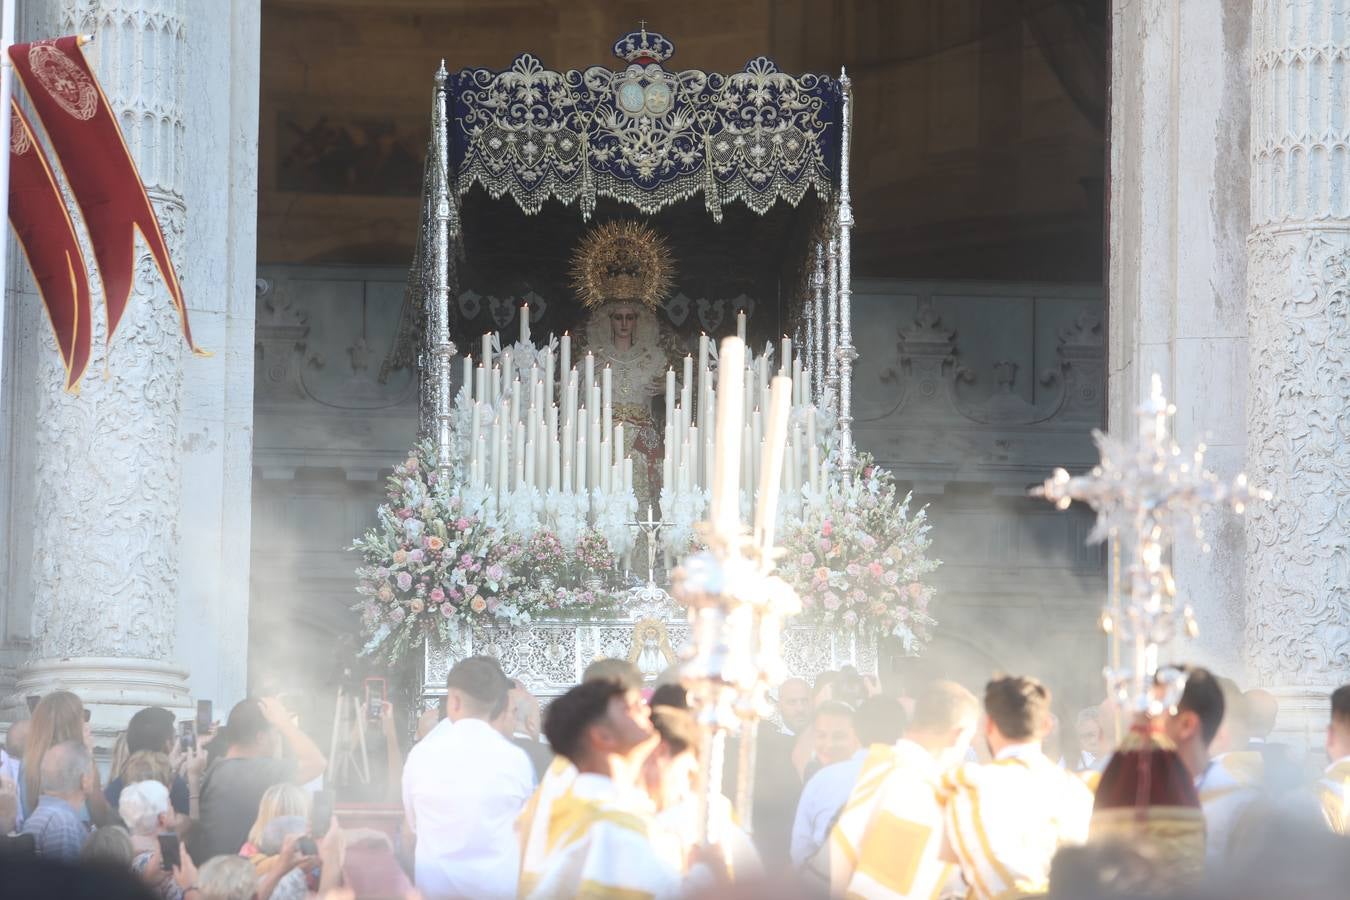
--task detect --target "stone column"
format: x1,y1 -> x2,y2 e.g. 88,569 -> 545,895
1245,0 -> 1350,743
1108,0 -> 1252,676
5,0 -> 259,735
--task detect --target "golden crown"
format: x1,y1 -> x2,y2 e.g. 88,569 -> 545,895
570,220 -> 675,310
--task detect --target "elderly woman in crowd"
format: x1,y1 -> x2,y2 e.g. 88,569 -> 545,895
119,778 -> 199,900
20,691 -> 115,826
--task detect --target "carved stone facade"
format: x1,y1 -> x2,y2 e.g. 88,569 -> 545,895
0,0 -> 259,735
1245,1 -> 1350,730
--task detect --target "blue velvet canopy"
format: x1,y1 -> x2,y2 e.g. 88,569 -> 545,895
446,28 -> 843,222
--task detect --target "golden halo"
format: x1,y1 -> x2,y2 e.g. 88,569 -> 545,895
570,220 -> 675,310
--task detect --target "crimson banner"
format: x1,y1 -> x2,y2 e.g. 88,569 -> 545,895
9,35 -> 199,353
8,100 -> 92,391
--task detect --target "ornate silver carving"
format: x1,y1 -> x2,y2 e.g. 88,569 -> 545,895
421,582 -> 872,702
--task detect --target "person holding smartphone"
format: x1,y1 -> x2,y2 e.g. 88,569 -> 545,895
119,779 -> 199,899
194,697 -> 327,863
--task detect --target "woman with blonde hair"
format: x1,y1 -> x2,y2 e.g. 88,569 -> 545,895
20,691 -> 114,825
242,782 -> 308,857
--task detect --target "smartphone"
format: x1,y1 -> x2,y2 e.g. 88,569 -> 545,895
157,833 -> 181,872
363,677 -> 386,722
25,695 -> 39,714
310,788 -> 334,839
83,708 -> 91,723
178,720 -> 196,753
196,699 -> 212,732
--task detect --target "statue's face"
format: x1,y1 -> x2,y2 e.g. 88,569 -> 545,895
609,305 -> 639,341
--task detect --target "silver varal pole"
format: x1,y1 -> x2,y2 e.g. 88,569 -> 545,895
836,68 -> 856,467
826,229 -> 840,412
811,241 -> 826,407
430,61 -> 457,477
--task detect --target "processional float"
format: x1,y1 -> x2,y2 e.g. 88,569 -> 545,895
359,22 -> 939,701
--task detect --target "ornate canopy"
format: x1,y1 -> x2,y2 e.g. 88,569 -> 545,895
448,27 -> 843,221
395,25 -> 859,474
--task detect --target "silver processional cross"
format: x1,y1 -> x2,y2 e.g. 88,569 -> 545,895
1034,373 -> 1267,713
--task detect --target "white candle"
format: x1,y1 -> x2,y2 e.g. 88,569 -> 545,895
809,442 -> 821,493
682,354 -> 693,395
613,424 -> 625,466
710,338 -> 745,535
754,376 -> 792,547
549,433 -> 561,492
624,457 -> 633,494
780,336 -> 791,376
736,310 -> 747,341
665,368 -> 676,429
583,352 -> 595,396
502,349 -> 514,395
807,406 -> 818,450
482,333 -> 492,367
561,332 -> 571,391
589,418 -> 601,491
687,424 -> 699,493
461,356 -> 472,399
476,434 -> 488,488
792,356 -> 803,405
545,347 -> 554,407
519,303 -> 530,344
599,441 -> 611,492
602,365 -> 613,412
489,365 -> 500,405
493,417 -> 506,499
662,427 -> 673,492
787,425 -> 800,494
514,420 -> 526,488
470,402 -> 481,460
567,368 -> 579,428
525,414 -> 537,488
509,379 -> 521,427
476,364 -> 487,405
697,333 -> 709,393
576,424 -> 587,494
562,419 -> 575,494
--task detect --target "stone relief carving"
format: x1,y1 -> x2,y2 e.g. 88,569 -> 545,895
25,0 -> 189,663
255,276 -> 416,411
1245,231 -> 1350,683
879,304 -> 1103,428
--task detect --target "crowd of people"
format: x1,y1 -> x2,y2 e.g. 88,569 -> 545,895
1,659 -> 1349,899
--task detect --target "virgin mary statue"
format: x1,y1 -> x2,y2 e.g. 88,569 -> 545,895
571,220 -> 683,512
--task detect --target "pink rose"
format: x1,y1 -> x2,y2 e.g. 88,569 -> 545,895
470,596 -> 487,613
409,597 -> 425,614
425,536 -> 445,551
392,550 -> 408,565
907,582 -> 925,599
868,562 -> 884,578
441,603 -> 456,617
395,572 -> 412,591
429,587 -> 446,603
823,593 -> 841,611
821,520 -> 833,537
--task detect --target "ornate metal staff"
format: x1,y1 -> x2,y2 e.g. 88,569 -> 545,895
673,338 -> 799,844
1034,373 -> 1269,712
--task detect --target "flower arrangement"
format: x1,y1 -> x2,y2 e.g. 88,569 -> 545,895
777,452 -> 940,652
353,444 -> 622,662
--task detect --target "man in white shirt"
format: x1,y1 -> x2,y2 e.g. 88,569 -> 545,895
791,697 -> 905,867
402,655 -> 534,900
